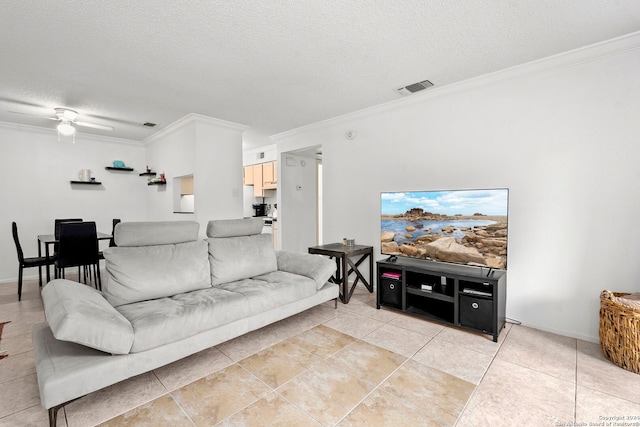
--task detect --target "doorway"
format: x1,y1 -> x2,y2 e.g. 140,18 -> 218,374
279,146 -> 322,252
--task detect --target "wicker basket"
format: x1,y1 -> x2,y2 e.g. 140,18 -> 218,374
599,290 -> 640,374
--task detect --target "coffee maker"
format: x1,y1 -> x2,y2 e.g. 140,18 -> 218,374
252,203 -> 267,217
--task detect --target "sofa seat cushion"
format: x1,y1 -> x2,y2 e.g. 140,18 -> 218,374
117,286 -> 250,353
42,279 -> 134,354
103,240 -> 211,307
117,272 -> 317,353
217,271 -> 317,312
208,233 -> 277,286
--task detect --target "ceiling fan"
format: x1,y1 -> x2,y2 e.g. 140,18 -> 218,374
10,107 -> 114,141
47,108 -> 114,135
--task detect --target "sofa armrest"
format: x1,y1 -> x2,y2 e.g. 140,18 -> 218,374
42,279 -> 134,354
276,251 -> 336,290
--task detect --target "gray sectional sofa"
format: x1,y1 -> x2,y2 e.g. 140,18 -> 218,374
32,218 -> 338,426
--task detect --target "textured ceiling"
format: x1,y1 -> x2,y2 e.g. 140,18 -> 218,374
1,1 -> 639,145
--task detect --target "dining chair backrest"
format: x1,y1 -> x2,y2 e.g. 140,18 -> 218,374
54,218 -> 83,239
11,222 -> 25,263
57,221 -> 99,269
54,218 -> 83,254
109,218 -> 121,247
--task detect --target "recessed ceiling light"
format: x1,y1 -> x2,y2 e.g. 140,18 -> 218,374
143,122 -> 156,127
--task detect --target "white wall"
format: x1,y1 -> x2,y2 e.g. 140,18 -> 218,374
0,123 -> 147,282
144,114 -> 247,237
272,33 -> 640,342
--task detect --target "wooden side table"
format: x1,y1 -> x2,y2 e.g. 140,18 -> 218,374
308,243 -> 374,304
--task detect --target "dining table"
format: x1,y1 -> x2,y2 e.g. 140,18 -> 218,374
37,232 -> 112,283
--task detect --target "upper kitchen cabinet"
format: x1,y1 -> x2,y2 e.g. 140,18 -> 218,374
244,161 -> 277,196
243,165 -> 254,185
263,161 -> 277,190
252,163 -> 264,197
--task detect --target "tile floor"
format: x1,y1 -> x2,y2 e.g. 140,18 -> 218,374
0,276 -> 639,426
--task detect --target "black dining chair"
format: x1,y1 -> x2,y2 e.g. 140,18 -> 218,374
55,221 -> 101,290
99,218 -> 121,260
53,218 -> 83,278
12,222 -> 55,301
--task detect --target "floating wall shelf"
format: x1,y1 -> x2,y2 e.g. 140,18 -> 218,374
139,172 -> 156,176
105,167 -> 134,172
148,181 -> 166,186
70,180 -> 102,185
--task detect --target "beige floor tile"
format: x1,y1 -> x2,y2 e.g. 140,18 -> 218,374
436,322 -> 511,356
216,313 -> 322,362
379,359 -> 475,420
340,298 -> 399,323
0,373 -> 41,419
0,310 -> 46,339
287,324 -> 355,358
456,358 -> 575,427
388,312 -> 446,337
171,363 -> 270,426
153,346 -> 233,391
576,339 -> 640,404
575,385 -> 640,425
0,331 -> 33,356
277,360 -> 375,426
497,324 -> 576,382
360,323 -> 431,358
215,324 -> 287,361
0,403 -> 51,427
219,392 -> 320,427
239,340 -> 321,388
0,350 -> 35,383
412,338 -> 493,384
328,340 -> 406,386
65,372 -> 168,427
290,304 -> 342,325
323,312 -> 386,339
98,393 -> 192,427
0,296 -> 43,315
339,388 -> 456,427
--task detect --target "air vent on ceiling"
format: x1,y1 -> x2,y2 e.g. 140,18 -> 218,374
395,80 -> 434,96
143,122 -> 157,127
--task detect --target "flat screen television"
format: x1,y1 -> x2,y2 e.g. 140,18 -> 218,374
381,188 -> 509,269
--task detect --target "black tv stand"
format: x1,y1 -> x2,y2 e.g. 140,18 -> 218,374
377,257 -> 507,342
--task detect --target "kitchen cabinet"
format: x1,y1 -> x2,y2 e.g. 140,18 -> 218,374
252,164 -> 264,197
243,166 -> 254,185
263,161 -> 277,189
244,162 -> 277,196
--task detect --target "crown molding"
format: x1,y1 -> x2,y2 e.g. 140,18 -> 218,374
143,113 -> 249,146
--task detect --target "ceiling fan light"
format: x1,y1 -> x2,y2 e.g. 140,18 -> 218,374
57,122 -> 76,136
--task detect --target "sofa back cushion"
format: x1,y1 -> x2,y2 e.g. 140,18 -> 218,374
207,218 -> 277,286
103,221 -> 210,307
115,221 -> 199,247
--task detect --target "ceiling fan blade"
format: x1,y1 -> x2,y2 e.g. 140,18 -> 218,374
75,121 -> 114,131
8,111 -> 58,120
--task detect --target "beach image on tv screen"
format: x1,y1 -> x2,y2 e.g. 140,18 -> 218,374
381,189 -> 509,269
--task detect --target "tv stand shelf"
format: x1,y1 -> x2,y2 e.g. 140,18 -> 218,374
377,257 -> 506,342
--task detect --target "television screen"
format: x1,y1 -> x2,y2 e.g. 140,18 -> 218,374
381,189 -> 509,269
